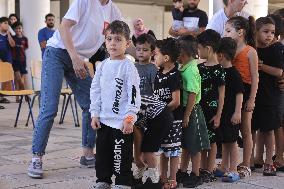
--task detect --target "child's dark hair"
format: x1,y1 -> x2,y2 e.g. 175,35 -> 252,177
197,29 -> 221,52
267,14 -> 283,38
173,0 -> 182,2
0,17 -> 9,24
227,16 -> 256,48
178,35 -> 198,58
12,21 -> 23,29
256,17 -> 275,31
136,34 -> 156,51
45,13 -> 55,20
105,20 -> 131,40
156,38 -> 180,63
218,37 -> 237,61
8,13 -> 19,21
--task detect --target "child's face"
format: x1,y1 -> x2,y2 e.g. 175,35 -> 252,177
198,44 -> 209,59
154,47 -> 167,67
9,16 -> 17,25
224,23 -> 240,41
257,24 -> 275,47
136,42 -> 153,63
134,20 -> 143,31
173,1 -> 183,9
0,21 -> 9,33
14,26 -> 23,36
105,31 -> 130,60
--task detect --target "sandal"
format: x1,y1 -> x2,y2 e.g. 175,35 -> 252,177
168,179 -> 177,189
222,172 -> 240,183
214,168 -> 225,178
263,164 -> 276,176
237,165 -> 251,178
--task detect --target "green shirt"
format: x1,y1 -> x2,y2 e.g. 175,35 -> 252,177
179,59 -> 201,106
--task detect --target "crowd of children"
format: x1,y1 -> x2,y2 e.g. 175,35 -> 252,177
90,10 -> 284,189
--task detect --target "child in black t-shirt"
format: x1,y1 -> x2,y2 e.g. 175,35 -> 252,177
251,17 -> 284,177
216,37 -> 244,183
154,38 -> 182,189
197,29 -> 225,181
172,0 -> 184,31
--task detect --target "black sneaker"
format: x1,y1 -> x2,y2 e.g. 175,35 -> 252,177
200,169 -> 210,183
80,156 -> 95,168
176,169 -> 190,185
183,172 -> 203,188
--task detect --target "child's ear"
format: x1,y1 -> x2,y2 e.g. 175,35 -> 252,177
126,40 -> 131,48
164,55 -> 170,62
238,29 -> 244,37
217,53 -> 223,62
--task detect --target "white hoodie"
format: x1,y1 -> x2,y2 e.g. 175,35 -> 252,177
90,58 -> 141,130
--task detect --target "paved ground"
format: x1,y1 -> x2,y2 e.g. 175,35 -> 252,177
0,97 -> 284,189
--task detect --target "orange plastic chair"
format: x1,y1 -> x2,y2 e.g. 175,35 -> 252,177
0,62 -> 35,127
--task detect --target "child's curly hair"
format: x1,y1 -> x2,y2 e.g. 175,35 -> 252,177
156,38 -> 180,63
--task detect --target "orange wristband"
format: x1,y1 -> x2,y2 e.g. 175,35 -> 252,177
125,115 -> 134,123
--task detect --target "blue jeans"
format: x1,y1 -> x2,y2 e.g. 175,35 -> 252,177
32,47 -> 96,155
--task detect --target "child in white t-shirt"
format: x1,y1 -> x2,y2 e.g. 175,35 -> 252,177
90,20 -> 141,189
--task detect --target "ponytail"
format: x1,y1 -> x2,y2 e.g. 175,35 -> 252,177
247,16 -> 256,48
227,16 -> 256,48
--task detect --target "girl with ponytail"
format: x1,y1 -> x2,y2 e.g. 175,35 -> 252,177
224,16 -> 259,178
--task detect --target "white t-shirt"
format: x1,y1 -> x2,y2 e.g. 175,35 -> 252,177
206,9 -> 250,37
47,0 -> 122,59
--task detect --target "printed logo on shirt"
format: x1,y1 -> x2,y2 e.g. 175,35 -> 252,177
112,78 -> 124,114
114,139 -> 125,174
131,85 -> 137,105
103,21 -> 110,35
154,88 -> 172,101
183,17 -> 199,31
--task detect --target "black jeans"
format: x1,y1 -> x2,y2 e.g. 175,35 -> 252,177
96,124 -> 133,186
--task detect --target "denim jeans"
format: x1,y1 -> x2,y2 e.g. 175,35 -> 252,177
32,47 -> 96,155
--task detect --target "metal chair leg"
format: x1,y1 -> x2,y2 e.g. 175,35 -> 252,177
26,95 -> 35,128
74,97 -> 80,127
26,93 -> 38,127
59,94 -> 67,124
60,95 -> 71,125
70,95 -> 79,127
14,96 -> 23,128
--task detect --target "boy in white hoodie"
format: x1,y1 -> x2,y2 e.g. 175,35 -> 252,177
90,20 -> 141,189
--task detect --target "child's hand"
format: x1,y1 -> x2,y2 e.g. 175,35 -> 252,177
91,117 -> 101,130
231,111 -> 241,125
122,120 -> 134,135
182,116 -> 189,128
210,114 -> 221,129
245,98 -> 255,112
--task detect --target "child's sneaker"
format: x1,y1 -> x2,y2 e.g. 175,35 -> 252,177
139,168 -> 161,189
133,165 -> 147,180
176,169 -> 190,186
92,182 -> 111,189
183,172 -> 203,188
200,169 -> 211,183
27,158 -> 43,179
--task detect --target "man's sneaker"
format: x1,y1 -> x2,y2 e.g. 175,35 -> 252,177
92,182 -> 111,189
27,158 -> 43,179
183,172 -> 203,188
176,169 -> 190,186
80,156 -> 95,168
133,165 -> 147,180
112,185 -> 131,189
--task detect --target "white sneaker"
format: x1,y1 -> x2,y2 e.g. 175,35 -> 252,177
133,165 -> 147,179
27,158 -> 43,179
142,168 -> 159,184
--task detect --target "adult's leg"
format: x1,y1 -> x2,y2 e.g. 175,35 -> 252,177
32,47 -> 65,156
64,61 -> 95,157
